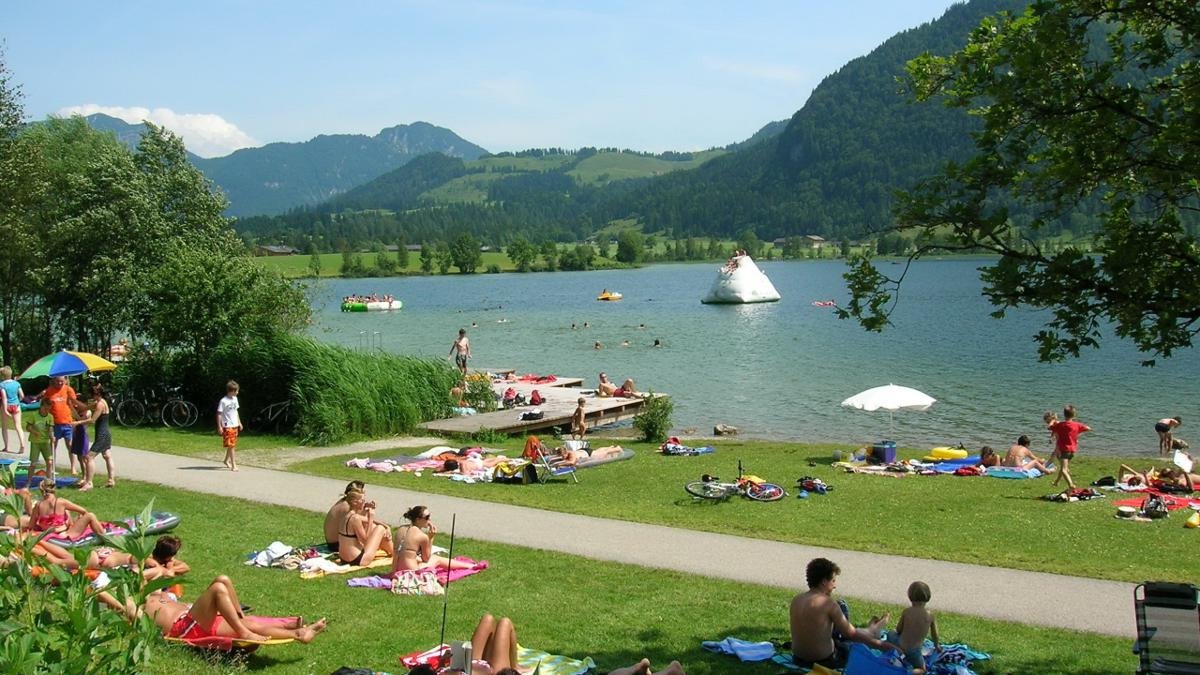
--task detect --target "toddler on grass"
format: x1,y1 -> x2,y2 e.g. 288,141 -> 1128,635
886,581 -> 940,674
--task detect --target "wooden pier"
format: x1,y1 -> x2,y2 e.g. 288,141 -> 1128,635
420,374 -> 649,437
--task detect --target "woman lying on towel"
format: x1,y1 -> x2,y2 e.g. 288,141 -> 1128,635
606,658 -> 687,675
1120,464 -> 1197,491
442,454 -> 510,475
26,482 -> 107,540
339,489 -> 394,566
97,574 -> 327,643
86,534 -> 190,581
391,505 -> 476,575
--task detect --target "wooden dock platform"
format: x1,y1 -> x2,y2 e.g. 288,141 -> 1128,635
420,375 -> 648,437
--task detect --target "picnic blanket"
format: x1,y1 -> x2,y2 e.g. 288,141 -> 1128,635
659,436 -> 716,456
1113,488 -> 1200,512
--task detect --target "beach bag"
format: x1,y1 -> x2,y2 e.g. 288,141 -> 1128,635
519,409 -> 544,421
1143,494 -> 1170,519
502,388 -> 517,407
529,390 -> 544,405
493,461 -> 534,485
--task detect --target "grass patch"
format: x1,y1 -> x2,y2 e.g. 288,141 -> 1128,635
289,438 -> 1198,584
64,481 -> 1134,674
115,426 -> 299,462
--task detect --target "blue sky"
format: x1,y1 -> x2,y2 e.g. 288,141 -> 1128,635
6,1 -> 957,157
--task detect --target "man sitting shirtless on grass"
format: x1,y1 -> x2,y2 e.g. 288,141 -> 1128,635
790,557 -> 896,669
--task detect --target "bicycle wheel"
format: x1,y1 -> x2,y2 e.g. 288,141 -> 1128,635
162,400 -> 192,428
181,401 -> 199,428
745,482 -> 786,502
685,481 -> 729,500
116,399 -> 146,427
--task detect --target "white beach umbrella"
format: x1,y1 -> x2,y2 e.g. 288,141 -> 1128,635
841,384 -> 936,437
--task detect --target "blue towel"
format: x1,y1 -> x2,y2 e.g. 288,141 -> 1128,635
701,637 -> 776,662
986,466 -> 1046,479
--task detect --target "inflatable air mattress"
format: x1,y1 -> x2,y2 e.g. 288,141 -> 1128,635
44,511 -> 182,548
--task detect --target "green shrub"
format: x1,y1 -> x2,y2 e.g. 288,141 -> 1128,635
201,333 -> 457,444
463,374 -> 497,412
632,392 -> 673,442
0,471 -> 163,673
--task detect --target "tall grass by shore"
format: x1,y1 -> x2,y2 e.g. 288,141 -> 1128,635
202,333 -> 457,444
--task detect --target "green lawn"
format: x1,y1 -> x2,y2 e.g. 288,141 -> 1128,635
61,482 -> 1135,674
286,438 -> 1196,584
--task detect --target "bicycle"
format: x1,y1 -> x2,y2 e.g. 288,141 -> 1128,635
253,400 -> 293,433
115,386 -> 199,428
684,461 -> 786,502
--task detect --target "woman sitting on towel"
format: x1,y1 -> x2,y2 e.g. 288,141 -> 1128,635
338,489 -> 393,566
26,482 -> 107,540
391,505 -> 475,575
324,480 -> 366,548
97,575 -> 327,644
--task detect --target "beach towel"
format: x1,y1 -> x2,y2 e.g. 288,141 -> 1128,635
347,557 -> 489,590
516,645 -> 594,675
701,637 -> 776,662
985,466 -> 1047,479
299,548 -> 394,579
576,448 -> 635,468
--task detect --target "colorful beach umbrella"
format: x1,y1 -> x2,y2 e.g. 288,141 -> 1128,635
18,350 -> 118,380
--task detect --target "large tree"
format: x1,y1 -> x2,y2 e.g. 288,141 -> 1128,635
842,0 -> 1200,364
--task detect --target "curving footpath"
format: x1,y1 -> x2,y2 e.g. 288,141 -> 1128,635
111,444 -> 1135,638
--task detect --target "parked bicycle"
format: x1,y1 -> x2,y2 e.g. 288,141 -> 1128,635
115,385 -> 199,428
685,461 -> 786,502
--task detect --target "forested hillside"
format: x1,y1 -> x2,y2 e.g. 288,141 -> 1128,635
238,0 -> 1034,251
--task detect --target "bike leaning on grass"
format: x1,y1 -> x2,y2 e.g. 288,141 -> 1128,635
685,460 -> 786,502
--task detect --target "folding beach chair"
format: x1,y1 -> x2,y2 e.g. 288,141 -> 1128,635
1134,582 -> 1200,674
535,448 -> 579,484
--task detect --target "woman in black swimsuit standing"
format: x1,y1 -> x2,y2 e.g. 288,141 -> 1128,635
338,489 -> 393,566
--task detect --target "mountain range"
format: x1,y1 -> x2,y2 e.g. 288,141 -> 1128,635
82,114 -> 488,216
85,0 -> 1036,246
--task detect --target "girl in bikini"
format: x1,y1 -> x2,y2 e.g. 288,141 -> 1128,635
87,534 -> 191,581
27,482 -> 107,540
337,489 -> 393,566
390,505 -> 476,575
97,575 -> 326,644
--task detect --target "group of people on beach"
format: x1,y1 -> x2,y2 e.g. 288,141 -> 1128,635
324,480 -> 678,675
1,476 -> 328,646
0,371 -> 115,491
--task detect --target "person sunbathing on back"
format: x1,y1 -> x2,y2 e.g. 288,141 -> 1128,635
97,575 -> 326,644
86,534 -> 191,581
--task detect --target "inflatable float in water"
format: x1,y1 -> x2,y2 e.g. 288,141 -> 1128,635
701,256 -> 781,304
341,300 -> 402,312
596,290 -> 623,301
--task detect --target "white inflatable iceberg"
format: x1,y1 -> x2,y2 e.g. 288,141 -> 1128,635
701,255 -> 781,304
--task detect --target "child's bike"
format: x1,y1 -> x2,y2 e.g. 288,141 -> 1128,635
684,461 -> 786,502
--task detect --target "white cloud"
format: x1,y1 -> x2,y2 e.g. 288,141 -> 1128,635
702,57 -> 807,84
54,104 -> 258,158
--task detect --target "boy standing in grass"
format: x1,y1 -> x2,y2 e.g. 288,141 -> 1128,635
216,380 -> 242,471
25,403 -> 54,481
1050,404 -> 1090,490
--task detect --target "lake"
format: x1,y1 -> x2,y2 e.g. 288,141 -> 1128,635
306,259 -> 1199,457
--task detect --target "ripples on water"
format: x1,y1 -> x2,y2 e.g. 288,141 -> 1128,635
309,259 -> 1199,457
